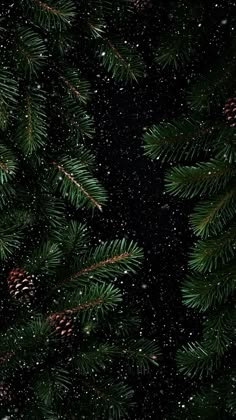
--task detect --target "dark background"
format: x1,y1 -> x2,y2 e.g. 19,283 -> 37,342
90,70 -> 197,418
76,2 -> 234,417
81,5 -> 197,419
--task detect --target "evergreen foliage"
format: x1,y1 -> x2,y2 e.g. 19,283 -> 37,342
0,0 -> 159,418
144,1 -> 236,417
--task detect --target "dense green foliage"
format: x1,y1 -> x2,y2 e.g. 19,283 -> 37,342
0,1 -> 159,418
144,1 -> 236,418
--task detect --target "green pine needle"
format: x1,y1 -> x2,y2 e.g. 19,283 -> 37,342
65,104 -> 95,142
122,338 -> 161,373
15,90 -> 47,155
25,0 -> 76,30
16,27 -> 47,76
51,282 -> 122,320
177,341 -> 220,377
50,156 -> 107,211
97,37 -> 145,83
59,68 -> 91,105
189,225 -> 236,272
143,118 -> 211,162
202,308 -> 236,355
63,238 -> 143,285
165,160 -> 235,198
0,67 -> 18,105
182,267 -> 236,311
87,16 -> 106,39
155,37 -> 193,70
72,342 -> 118,374
55,220 -> 90,257
27,240 -> 63,274
190,186 -> 236,238
82,379 -> 135,420
0,145 -> 17,184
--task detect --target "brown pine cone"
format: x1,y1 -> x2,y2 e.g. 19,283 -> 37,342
7,267 -> 35,303
48,311 -> 74,340
223,97 -> 236,127
131,0 -> 152,10
0,382 -> 12,402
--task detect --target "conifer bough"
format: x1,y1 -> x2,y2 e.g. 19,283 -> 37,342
0,0 -> 158,418
144,1 -> 236,416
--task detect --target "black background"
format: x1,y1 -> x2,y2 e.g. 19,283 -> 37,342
76,1 -> 234,417
79,4 -> 198,418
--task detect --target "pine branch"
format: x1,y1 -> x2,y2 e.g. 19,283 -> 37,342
0,208 -> 34,230
81,379 -> 135,420
16,27 -> 47,76
76,145 -> 96,170
0,98 -> 9,130
0,145 -> 17,184
0,182 -> 16,210
226,377 -> 236,417
155,35 -> 194,70
0,316 -> 50,371
49,283 -> 122,321
33,367 -> 71,406
154,4 -> 206,71
26,240 -> 63,274
38,195 -> 66,229
190,185 -> 236,238
50,157 -> 107,211
87,16 -> 106,39
25,0 -> 76,30
61,239 -> 143,284
121,338 -> 161,373
202,308 -> 236,355
189,225 -> 236,272
74,338 -> 161,375
214,126 -> 236,164
0,229 -> 22,260
59,68 -> 91,105
97,37 -> 145,83
143,118 -> 212,162
105,310 -> 141,337
182,267 -> 236,311
0,68 -> 18,129
175,381 -> 228,420
0,67 -> 18,105
50,29 -> 74,56
54,220 -> 89,257
177,341 -> 220,377
15,90 -> 47,155
65,104 -> 95,142
165,160 -> 235,198
72,342 -> 118,374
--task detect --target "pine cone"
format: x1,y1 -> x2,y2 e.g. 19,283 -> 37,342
223,97 -> 236,127
131,0 -> 152,10
0,351 -> 14,364
7,267 -> 35,303
0,382 -> 12,402
48,311 -> 74,340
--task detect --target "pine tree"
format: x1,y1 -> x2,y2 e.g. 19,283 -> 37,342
0,1 -> 159,418
144,1 -> 236,418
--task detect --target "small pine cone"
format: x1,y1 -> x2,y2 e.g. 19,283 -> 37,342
0,351 -> 14,364
0,382 -> 12,402
48,311 -> 74,340
131,0 -> 152,10
223,97 -> 236,127
7,267 -> 35,303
